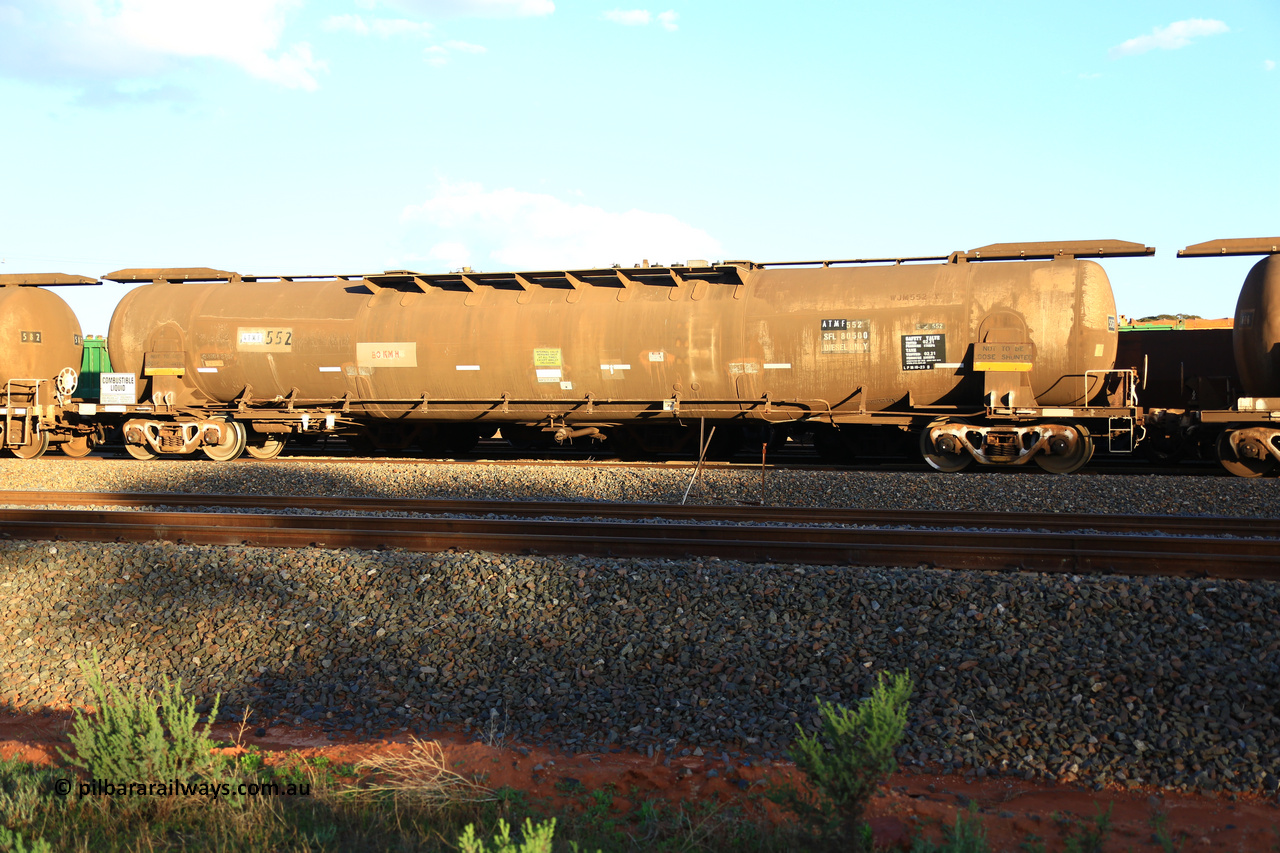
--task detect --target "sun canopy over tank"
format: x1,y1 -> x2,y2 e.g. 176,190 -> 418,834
1178,238 -> 1280,257
0,273 -> 99,286
103,263 -> 748,291
746,240 -> 1154,269
105,240 -> 1153,287
104,268 -> 242,282
959,240 -> 1155,261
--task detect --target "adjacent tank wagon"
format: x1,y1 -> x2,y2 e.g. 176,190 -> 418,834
1174,238 -> 1280,476
99,240 -> 1150,472
0,274 -> 95,458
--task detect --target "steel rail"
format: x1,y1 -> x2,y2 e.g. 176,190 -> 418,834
0,505 -> 1275,580
0,490 -> 1269,539
69,444 -> 1230,476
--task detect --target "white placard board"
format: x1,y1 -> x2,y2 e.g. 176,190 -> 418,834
99,373 -> 137,405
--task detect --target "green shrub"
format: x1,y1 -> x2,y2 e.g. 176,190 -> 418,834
0,825 -> 53,853
58,652 -> 224,788
457,817 -> 557,853
775,670 -> 913,850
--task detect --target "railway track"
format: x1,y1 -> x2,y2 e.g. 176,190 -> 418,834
0,490 -> 1275,579
55,445 -> 1229,477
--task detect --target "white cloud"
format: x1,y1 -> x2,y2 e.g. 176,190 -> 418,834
404,182 -> 722,271
0,0 -> 324,90
373,18 -> 433,36
1109,19 -> 1228,59
1266,59 -> 1276,71
323,13 -> 371,35
604,9 -> 650,26
324,13 -> 479,65
603,9 -> 678,31
374,0 -> 553,18
322,14 -> 433,38
428,241 -> 472,269
421,40 -> 486,65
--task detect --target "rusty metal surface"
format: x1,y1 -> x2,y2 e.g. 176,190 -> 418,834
105,244 -> 1128,420
0,489 -> 1267,538
1178,238 -> 1280,258
0,286 -> 84,391
0,505 -> 1274,578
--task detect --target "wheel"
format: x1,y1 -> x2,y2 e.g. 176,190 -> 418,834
1216,430 -> 1278,478
60,435 -> 95,458
244,434 -> 286,460
920,425 -> 971,472
1034,426 -> 1094,474
10,430 -> 49,460
125,441 -> 159,460
202,421 -> 247,462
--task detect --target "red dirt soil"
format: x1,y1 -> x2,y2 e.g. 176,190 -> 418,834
2,710 -> 1276,852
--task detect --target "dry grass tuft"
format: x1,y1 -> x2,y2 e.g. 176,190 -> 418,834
351,738 -> 496,807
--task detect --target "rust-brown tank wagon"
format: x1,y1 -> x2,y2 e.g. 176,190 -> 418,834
1175,238 -> 1280,476
102,240 -> 1150,472
0,273 -> 97,458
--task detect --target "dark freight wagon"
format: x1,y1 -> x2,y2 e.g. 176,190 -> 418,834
1167,239 -> 1280,476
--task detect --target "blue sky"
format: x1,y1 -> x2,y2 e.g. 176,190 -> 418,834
1,0 -> 1276,335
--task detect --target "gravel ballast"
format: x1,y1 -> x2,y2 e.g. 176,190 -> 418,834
3,539 -> 1278,795
0,458 -> 1277,796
